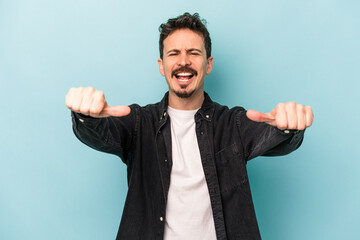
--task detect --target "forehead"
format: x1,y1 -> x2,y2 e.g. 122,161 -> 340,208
163,29 -> 205,51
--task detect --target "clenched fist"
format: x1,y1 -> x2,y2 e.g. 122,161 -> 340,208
65,87 -> 131,118
246,102 -> 313,130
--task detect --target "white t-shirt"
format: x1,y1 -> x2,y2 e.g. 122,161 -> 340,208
164,106 -> 216,240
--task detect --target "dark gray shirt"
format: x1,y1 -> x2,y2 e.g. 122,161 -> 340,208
71,92 -> 304,240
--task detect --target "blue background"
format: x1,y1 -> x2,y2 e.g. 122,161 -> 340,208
1,0 -> 359,239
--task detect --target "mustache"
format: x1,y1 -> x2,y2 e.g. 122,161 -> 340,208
172,66 -> 198,78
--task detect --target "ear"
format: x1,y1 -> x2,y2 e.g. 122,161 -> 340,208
206,56 -> 213,75
158,58 -> 165,76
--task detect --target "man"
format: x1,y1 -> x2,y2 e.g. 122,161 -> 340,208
65,13 -> 313,240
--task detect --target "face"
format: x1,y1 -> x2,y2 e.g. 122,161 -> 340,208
158,28 -> 213,99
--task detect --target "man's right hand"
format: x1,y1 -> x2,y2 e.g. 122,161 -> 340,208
65,87 -> 131,118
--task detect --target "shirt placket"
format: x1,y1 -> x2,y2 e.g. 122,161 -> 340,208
195,113 -> 228,240
155,112 -> 172,239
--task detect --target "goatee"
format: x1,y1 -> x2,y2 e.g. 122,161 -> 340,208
173,88 -> 196,98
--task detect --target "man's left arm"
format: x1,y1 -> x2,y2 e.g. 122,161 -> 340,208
238,102 -> 313,160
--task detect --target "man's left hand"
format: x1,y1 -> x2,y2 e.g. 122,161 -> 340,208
246,102 -> 313,130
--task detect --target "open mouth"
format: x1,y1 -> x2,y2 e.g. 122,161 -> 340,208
172,67 -> 197,84
174,72 -> 195,82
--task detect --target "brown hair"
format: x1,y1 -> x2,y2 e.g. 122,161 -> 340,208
158,12 -> 211,59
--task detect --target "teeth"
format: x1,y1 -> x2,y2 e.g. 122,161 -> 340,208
176,72 -> 193,77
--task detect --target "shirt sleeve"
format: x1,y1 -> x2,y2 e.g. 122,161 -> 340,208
236,109 -> 305,161
71,104 -> 138,164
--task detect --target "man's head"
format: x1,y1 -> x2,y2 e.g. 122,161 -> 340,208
158,13 -> 213,100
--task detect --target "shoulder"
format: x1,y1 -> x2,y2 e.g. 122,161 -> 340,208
128,100 -> 163,123
211,101 -> 246,119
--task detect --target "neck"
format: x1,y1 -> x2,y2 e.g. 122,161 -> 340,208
168,90 -> 204,110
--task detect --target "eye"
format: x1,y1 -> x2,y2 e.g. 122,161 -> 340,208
168,52 -> 179,56
190,52 -> 200,55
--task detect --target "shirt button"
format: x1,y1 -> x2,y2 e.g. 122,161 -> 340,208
79,118 -> 84,123
160,217 -> 164,222
164,159 -> 168,163
284,130 -> 290,134
200,132 -> 204,135
206,114 -> 210,119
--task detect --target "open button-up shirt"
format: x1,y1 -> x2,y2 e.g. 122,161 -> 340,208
72,92 -> 304,240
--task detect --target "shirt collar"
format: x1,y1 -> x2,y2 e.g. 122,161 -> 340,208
158,91 -> 214,122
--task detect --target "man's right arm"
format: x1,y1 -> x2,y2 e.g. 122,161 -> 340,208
66,87 -> 135,162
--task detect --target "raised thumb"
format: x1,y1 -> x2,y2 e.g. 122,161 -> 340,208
103,105 -> 131,117
246,110 -> 274,123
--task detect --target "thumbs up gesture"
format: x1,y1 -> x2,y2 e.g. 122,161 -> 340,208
246,102 -> 313,130
65,87 -> 131,118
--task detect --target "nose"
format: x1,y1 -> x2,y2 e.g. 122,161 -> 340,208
178,52 -> 191,66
